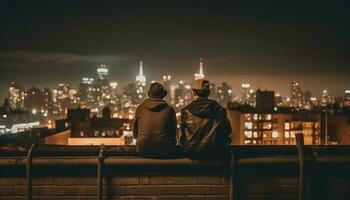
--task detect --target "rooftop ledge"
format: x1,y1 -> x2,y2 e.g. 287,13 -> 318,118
1,145 -> 350,167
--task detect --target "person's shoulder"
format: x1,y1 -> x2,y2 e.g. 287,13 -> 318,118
164,103 -> 176,113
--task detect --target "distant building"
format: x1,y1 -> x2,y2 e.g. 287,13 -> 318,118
290,81 -> 303,108
162,75 -> 172,102
25,87 -> 46,114
0,99 -> 40,134
135,61 -> 147,104
343,89 -> 350,107
321,90 -> 335,106
54,107 -> 133,145
255,89 -> 275,112
52,83 -> 77,116
194,58 -> 205,80
228,103 -> 322,145
327,113 -> 350,144
8,82 -> 25,109
240,83 -> 254,106
217,82 -> 233,107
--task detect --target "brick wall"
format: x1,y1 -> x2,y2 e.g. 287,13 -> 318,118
0,157 -> 230,200
0,175 -> 230,200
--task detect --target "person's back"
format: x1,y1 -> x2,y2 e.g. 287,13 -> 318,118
133,82 -> 178,158
180,79 -> 231,158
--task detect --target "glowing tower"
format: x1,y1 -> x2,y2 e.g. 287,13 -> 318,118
194,58 -> 205,80
136,61 -> 146,86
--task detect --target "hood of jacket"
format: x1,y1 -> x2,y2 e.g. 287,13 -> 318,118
186,97 -> 222,118
142,98 -> 168,112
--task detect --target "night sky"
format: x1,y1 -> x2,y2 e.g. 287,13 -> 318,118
0,1 -> 349,100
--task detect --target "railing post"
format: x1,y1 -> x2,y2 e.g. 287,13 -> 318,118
230,148 -> 238,200
26,140 -> 38,200
296,133 -> 305,200
97,145 -> 105,200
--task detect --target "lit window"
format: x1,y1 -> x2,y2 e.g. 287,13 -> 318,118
263,123 -> 272,129
272,131 -> 278,138
265,114 -> 272,120
80,131 -> 84,137
244,122 -> 253,130
244,140 -> 251,144
253,131 -> 258,138
285,123 -> 290,130
291,131 -> 296,138
244,131 -> 253,138
253,114 -> 258,120
284,131 -> 290,138
252,140 -> 257,144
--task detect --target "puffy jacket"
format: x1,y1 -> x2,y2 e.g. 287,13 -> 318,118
180,97 -> 232,158
133,98 -> 179,157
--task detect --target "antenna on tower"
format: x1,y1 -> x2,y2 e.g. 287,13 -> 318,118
199,58 -> 203,75
139,61 -> 143,75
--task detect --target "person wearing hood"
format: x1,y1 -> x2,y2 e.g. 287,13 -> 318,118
133,82 -> 179,158
179,79 -> 232,159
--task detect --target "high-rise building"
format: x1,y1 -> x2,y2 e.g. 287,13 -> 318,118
162,75 -> 172,101
228,106 -> 322,145
52,83 -> 77,115
136,61 -> 146,86
255,89 -> 275,112
135,61 -> 147,104
321,90 -> 335,106
240,83 -> 255,106
95,64 -> 111,109
78,77 -> 95,108
194,58 -> 205,80
8,82 -> 26,109
290,81 -> 303,108
342,89 -> 350,107
24,87 -> 45,114
217,82 -> 233,107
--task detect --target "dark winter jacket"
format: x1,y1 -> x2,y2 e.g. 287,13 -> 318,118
133,98 -> 179,157
180,97 -> 232,158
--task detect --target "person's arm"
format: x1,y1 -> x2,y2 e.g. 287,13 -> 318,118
132,106 -> 140,139
222,109 -> 232,144
220,108 -> 232,144
179,109 -> 187,145
170,108 -> 178,141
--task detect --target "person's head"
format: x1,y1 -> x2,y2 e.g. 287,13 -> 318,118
148,82 -> 167,99
191,79 -> 211,98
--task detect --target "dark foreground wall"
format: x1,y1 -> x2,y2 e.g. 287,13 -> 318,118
0,145 -> 230,200
1,145 -> 350,200
232,145 -> 350,200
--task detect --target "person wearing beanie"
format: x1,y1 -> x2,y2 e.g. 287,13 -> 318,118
133,82 -> 180,158
179,79 -> 232,159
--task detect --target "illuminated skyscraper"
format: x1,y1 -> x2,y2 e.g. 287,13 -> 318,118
194,58 -> 205,80
97,64 -> 109,79
162,75 -> 172,101
135,61 -> 147,103
78,77 -> 95,108
24,87 -> 45,114
8,82 -> 25,109
52,83 -> 77,115
343,89 -> 350,107
290,81 -> 303,108
217,82 -> 233,107
136,61 -> 146,86
241,83 -> 254,106
321,90 -> 335,106
95,64 -> 111,110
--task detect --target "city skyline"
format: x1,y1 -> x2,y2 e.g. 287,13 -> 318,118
1,1 -> 350,99
0,58 -> 348,102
